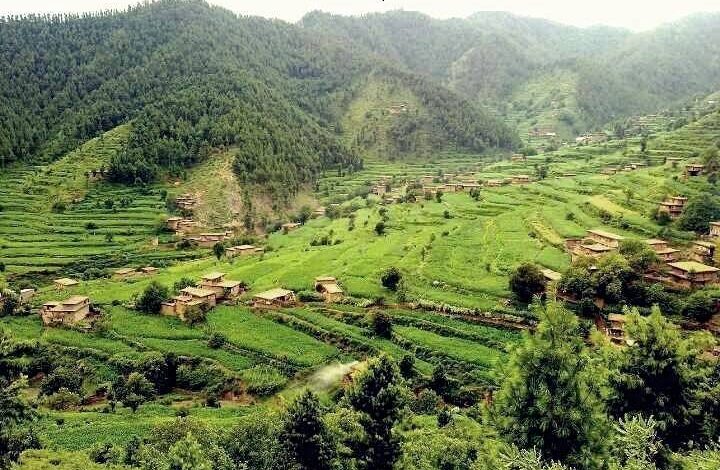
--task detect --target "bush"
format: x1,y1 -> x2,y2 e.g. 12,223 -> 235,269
136,282 -> 170,314
173,277 -> 196,292
51,201 -> 66,213
509,263 -> 546,303
297,290 -> 324,302
681,290 -> 719,323
413,389 -> 440,414
381,266 -> 402,291
374,221 -> 386,236
45,388 -> 81,410
371,311 -> 393,338
207,333 -> 228,349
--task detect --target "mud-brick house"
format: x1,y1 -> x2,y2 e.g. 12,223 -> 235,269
161,286 -> 217,320
511,175 -> 531,184
686,163 -> 705,176
252,288 -> 297,308
571,243 -> 614,261
606,314 -> 628,345
314,276 -> 344,302
645,239 -> 680,262
175,194 -> 198,210
199,272 -> 245,301
53,278 -> 79,290
710,222 -> 720,238
586,229 -> 624,248
226,245 -> 258,257
282,223 -> 301,234
194,232 -> 233,248
113,268 -> 137,280
40,296 -> 91,326
667,261 -> 720,289
485,179 -> 504,187
166,216 -> 183,231
140,266 -> 159,275
691,241 -> 717,265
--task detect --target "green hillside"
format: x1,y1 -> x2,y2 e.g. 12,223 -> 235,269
303,10 -> 720,134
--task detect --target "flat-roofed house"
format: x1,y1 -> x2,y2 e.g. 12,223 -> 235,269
710,222 -> 720,238
282,223 -> 301,234
196,232 -> 232,248
180,286 -> 217,307
113,267 -> 137,280
420,175 -> 435,184
313,207 -> 326,218
199,272 -> 245,300
692,241 -> 716,265
645,239 -> 680,262
686,164 -> 704,176
571,243 -> 614,261
511,154 -> 526,162
166,216 -> 183,231
252,288 -> 297,308
226,245 -> 258,258
140,266 -> 159,275
177,219 -> 198,232
606,314 -> 627,345
175,194 -> 198,211
659,196 -> 687,219
161,296 -> 207,321
586,229 -> 624,248
314,276 -> 344,302
511,175 -> 531,184
485,179 -> 504,187
40,296 -> 91,326
19,288 -> 35,303
54,278 -> 79,290
667,261 -> 720,289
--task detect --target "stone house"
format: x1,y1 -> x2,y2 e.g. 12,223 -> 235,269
667,261 -> 720,289
40,296 -> 91,326
199,272 -> 245,300
586,229 -> 624,248
252,288 -> 297,308
314,276 -> 344,302
53,278 -> 79,290
282,223 -> 301,234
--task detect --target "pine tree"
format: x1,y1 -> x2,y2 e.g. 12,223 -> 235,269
492,302 -> 608,469
346,355 -> 408,470
280,390 -> 335,470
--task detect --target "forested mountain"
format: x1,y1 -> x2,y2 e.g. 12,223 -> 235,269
302,10 -> 720,136
0,0 -> 515,195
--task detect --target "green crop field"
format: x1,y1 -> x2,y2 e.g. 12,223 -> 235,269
2,102 -> 720,454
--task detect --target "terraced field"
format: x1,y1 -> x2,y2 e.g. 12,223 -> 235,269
0,126 -> 203,281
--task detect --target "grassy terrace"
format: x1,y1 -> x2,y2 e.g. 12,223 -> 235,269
2,108 -> 719,449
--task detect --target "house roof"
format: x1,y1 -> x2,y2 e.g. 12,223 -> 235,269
202,272 -> 225,281
282,223 -> 300,228
587,229 -> 624,240
219,280 -> 243,288
710,221 -> 720,227
656,248 -> 680,255
540,268 -> 562,281
321,283 -> 343,294
693,241 -> 716,249
181,287 -> 216,298
645,239 -> 667,245
608,314 -> 627,323
62,296 -> 89,305
253,288 -> 294,300
580,243 -> 614,252
54,278 -> 79,286
114,268 -> 136,275
233,245 -> 256,250
315,276 -> 337,283
141,266 -> 158,272
668,261 -> 720,273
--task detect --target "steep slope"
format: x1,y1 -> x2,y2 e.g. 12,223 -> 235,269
302,10 -> 720,135
0,0 -> 515,199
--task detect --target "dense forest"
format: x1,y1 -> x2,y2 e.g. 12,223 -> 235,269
302,10 -> 720,129
0,0 -> 515,195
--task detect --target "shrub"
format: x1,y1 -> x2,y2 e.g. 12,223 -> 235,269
413,389 -> 440,414
681,290 -> 719,323
509,263 -> 546,303
374,221 -> 386,236
297,290 -> 324,302
136,282 -> 170,314
85,222 -> 98,230
381,267 -> 402,291
371,311 -> 393,338
45,388 -> 81,410
207,333 -> 227,349
51,201 -> 66,213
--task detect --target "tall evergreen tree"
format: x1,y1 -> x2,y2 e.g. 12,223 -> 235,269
492,302 -> 608,469
346,355 -> 409,470
280,390 -> 335,470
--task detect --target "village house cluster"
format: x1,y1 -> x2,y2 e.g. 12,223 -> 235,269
161,272 -> 245,320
